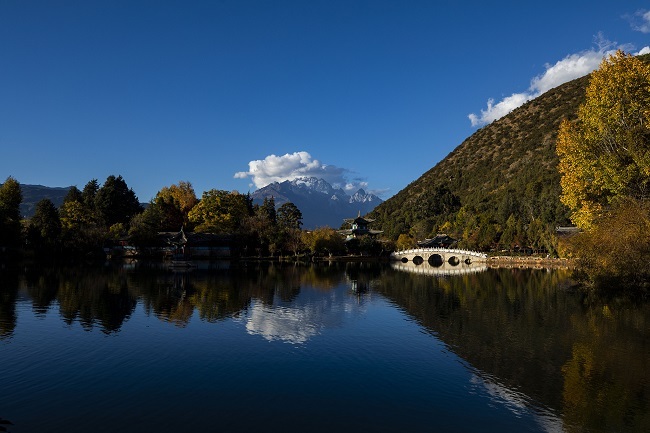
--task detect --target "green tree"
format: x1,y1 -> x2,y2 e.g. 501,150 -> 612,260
108,223 -> 127,241
260,197 -> 277,226
0,176 -> 23,248
27,198 -> 61,251
274,202 -> 304,256
277,202 -> 303,230
82,179 -> 99,209
499,214 -> 518,252
95,175 -> 142,227
59,199 -> 105,254
557,50 -> 650,229
63,186 -> 83,204
128,205 -> 163,247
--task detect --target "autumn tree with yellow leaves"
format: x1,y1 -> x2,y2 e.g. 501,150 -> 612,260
557,50 -> 650,229
557,50 -> 650,289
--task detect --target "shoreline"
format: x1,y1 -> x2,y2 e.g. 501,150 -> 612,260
486,255 -> 575,269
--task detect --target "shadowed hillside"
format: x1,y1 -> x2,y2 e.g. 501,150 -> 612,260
373,53 -> 650,252
369,72 -> 592,253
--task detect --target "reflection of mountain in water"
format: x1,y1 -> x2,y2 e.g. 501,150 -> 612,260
243,285 -> 367,344
376,267 -> 650,433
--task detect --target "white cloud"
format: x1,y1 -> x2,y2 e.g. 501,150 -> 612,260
629,10 -> 650,33
234,150 -> 368,192
468,35 -> 625,127
468,94 -> 530,127
638,46 -> 650,55
529,50 -> 606,94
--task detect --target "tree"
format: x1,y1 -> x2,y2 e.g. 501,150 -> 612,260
27,199 -> 61,251
556,51 -> 650,288
568,198 -> 650,289
188,190 -> 251,233
59,195 -> 105,254
273,202 -> 304,256
82,179 -> 99,209
153,181 -> 198,230
63,186 -> 83,204
260,197 -> 277,226
282,227 -> 304,256
277,202 -> 303,230
396,233 -> 414,250
557,50 -> 650,229
128,205 -> 163,247
302,227 -> 345,257
0,176 -> 23,247
95,175 -> 142,227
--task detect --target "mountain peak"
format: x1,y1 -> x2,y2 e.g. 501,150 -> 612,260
251,178 -> 382,228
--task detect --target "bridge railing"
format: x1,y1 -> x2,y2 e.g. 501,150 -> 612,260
391,247 -> 487,259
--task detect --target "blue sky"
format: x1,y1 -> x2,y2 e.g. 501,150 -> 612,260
1,0 -> 649,202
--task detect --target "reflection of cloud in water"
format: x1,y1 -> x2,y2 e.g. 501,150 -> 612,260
244,286 -> 367,344
470,374 -> 565,433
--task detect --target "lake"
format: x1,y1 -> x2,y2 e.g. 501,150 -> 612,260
1,261 -> 648,433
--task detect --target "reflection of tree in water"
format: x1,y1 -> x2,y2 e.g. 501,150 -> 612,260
135,270 -> 197,326
376,267 -> 650,433
133,261 -> 369,329
55,267 -> 137,333
345,262 -> 383,295
0,268 -> 19,339
134,267 -> 257,326
23,265 -> 60,316
18,265 -> 137,334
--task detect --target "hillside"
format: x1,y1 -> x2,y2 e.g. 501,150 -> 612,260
369,73 -> 592,250
19,184 -> 71,218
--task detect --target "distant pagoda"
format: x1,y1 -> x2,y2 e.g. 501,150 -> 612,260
339,212 -> 383,241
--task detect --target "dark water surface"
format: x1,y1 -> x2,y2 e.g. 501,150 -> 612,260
0,261 -> 648,432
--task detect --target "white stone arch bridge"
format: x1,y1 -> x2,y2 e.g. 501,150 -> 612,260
390,248 -> 488,267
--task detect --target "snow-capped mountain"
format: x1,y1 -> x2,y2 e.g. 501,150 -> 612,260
250,177 -> 383,229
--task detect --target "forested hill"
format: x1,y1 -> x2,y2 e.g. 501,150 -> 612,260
19,184 -> 71,218
369,72 -> 592,251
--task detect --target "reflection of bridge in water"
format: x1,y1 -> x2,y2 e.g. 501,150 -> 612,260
390,248 -> 488,276
391,260 -> 488,276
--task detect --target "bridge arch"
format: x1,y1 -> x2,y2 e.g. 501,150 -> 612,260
428,254 -> 443,267
390,248 -> 488,266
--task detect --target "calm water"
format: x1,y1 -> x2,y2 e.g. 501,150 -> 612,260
0,261 -> 648,433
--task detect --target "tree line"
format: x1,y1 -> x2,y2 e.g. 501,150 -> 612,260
0,176 -> 386,259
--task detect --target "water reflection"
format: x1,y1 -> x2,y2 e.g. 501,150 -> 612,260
391,259 -> 488,276
0,268 -> 19,339
470,373 -> 565,433
0,262 -> 368,336
374,267 -> 650,433
242,263 -> 373,344
1,262 -> 648,432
